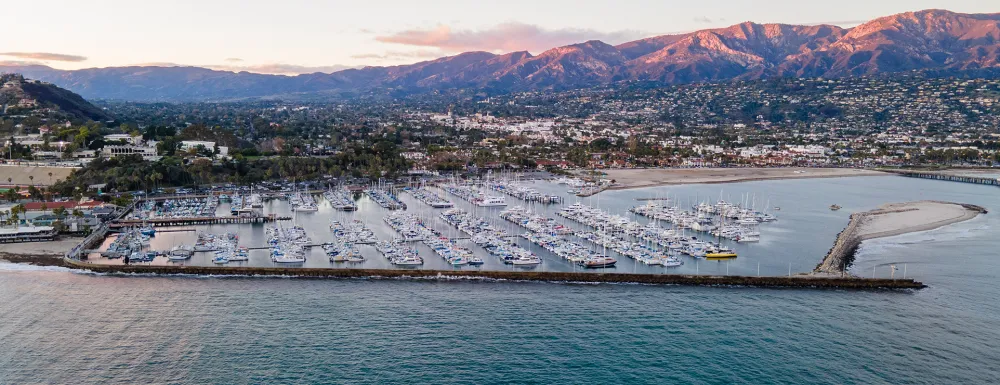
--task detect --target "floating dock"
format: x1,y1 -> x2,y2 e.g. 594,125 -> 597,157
63,259 -> 924,289
110,215 -> 290,228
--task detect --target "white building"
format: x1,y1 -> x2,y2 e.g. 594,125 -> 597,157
103,144 -> 160,161
180,141 -> 229,157
103,134 -> 142,145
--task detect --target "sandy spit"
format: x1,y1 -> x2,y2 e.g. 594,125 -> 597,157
600,167 -> 885,190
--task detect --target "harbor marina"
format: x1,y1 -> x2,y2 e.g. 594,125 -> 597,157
77,173 -> 981,279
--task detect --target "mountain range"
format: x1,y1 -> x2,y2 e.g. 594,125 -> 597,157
2,9 -> 998,102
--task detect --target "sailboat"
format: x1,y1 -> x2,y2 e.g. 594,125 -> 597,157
704,190 -> 738,259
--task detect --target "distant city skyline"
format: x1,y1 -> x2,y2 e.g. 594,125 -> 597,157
3,0 -> 997,75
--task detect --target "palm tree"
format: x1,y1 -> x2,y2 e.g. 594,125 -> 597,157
150,172 -> 163,192
8,204 -> 22,228
28,175 -> 33,186
48,171 -> 53,185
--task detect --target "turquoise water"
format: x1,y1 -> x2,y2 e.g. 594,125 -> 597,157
2,176 -> 1000,383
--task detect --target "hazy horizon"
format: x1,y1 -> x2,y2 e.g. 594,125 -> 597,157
3,0 -> 997,75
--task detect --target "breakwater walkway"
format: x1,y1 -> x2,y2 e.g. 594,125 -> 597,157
63,259 -> 924,289
888,170 -> 1000,186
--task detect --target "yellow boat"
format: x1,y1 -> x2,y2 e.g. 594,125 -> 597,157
705,252 -> 738,259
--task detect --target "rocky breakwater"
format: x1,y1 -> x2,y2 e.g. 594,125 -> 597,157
62,258 -> 924,289
815,200 -> 987,276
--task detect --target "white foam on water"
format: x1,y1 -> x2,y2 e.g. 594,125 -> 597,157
0,261 -> 77,273
863,218 -> 990,250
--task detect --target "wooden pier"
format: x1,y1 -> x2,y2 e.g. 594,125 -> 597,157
110,215 -> 291,228
893,171 -> 1000,186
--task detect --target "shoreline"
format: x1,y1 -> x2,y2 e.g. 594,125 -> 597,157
600,167 -> 886,191
858,202 -> 984,241
815,201 -> 986,275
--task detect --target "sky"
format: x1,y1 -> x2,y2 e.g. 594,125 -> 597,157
2,0 -> 996,75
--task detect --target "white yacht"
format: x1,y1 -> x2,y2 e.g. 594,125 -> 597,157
475,195 -> 507,207
392,256 -> 424,266
272,254 -> 306,263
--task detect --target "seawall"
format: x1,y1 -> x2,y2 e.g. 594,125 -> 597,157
64,259 -> 924,289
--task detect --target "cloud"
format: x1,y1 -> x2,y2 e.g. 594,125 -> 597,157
350,50 -> 442,61
0,52 -> 87,62
224,57 -> 244,62
135,62 -> 185,67
358,28 -> 374,34
693,16 -> 723,24
0,60 -> 49,67
134,62 -> 354,75
206,63 -> 354,75
809,20 -> 866,26
375,22 -> 649,53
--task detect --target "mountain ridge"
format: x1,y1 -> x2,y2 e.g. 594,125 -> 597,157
2,8 -> 998,101
0,73 -> 110,120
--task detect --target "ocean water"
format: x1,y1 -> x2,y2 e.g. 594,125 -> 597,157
2,175 -> 1000,384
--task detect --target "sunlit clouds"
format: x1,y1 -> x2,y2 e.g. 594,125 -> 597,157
0,52 -> 87,62
375,23 -> 649,54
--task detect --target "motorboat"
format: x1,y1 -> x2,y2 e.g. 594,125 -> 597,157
581,256 -> 617,268
511,256 -> 542,266
392,256 -> 424,266
272,254 -> 306,263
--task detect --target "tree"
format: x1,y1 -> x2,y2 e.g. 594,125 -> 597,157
72,208 -> 83,218
8,204 -> 25,228
27,185 -> 42,201
4,186 -> 18,202
53,206 -> 67,217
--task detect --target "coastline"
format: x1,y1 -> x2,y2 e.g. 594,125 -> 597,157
815,201 -> 986,275
601,167 -> 885,191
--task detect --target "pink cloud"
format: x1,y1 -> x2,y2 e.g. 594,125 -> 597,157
0,52 -> 87,62
206,63 -> 353,75
375,23 -> 649,53
134,62 -> 354,75
350,50 -> 442,61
